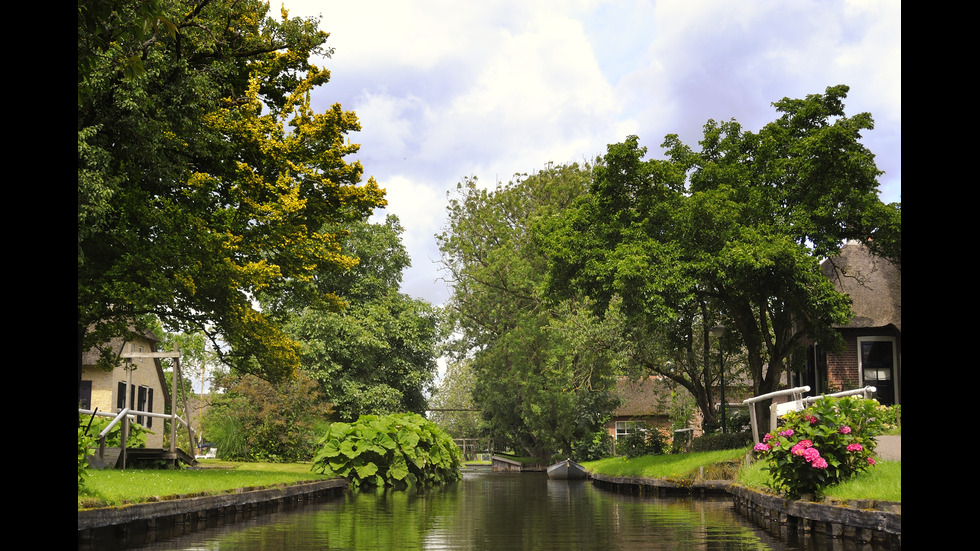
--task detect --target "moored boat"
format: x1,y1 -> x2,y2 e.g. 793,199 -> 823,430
547,459 -> 587,480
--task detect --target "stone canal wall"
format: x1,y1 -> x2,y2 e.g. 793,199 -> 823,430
730,483 -> 901,548
590,472 -> 900,548
77,478 -> 347,550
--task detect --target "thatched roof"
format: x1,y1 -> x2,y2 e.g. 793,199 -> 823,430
821,241 -> 901,332
612,376 -> 672,417
81,327 -> 161,366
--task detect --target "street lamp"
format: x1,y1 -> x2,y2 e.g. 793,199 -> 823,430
710,324 -> 726,434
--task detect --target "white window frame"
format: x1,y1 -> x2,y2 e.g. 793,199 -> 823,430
615,421 -> 642,440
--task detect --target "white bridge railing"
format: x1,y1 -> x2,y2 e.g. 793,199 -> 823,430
79,407 -> 195,469
742,386 -> 877,443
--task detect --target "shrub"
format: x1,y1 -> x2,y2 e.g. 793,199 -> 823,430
571,430 -> 613,462
877,404 -> 901,432
205,371 -> 332,462
312,412 -> 463,489
753,396 -> 884,499
617,424 -> 668,458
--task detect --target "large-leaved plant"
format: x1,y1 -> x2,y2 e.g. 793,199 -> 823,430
312,413 -> 463,489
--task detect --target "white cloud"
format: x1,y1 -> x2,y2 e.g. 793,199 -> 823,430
281,0 -> 901,305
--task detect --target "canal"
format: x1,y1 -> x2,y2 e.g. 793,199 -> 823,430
123,469 -> 868,550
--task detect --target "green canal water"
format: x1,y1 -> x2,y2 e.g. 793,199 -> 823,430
124,469 -> 867,550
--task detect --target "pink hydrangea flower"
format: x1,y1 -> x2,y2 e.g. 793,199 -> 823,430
791,443 -> 806,456
754,443 -> 770,452
847,443 -> 863,452
778,429 -> 794,438
763,433 -> 773,442
839,425 -> 852,434
807,415 -> 818,424
868,457 -> 876,465
798,439 -> 812,448
811,457 -> 828,469
803,447 -> 821,463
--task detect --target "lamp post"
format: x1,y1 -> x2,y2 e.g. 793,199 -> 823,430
710,324 -> 726,434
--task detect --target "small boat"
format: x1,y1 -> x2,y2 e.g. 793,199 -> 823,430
547,459 -> 587,480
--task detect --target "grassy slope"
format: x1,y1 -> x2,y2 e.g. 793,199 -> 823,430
585,448 -> 901,502
582,448 -> 748,480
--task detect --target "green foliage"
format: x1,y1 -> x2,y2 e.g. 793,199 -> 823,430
570,430 -> 614,462
205,371 -> 332,462
617,424 -> 668,459
311,413 -> 463,489
429,359 -> 482,439
753,396 -> 884,499
539,86 -> 897,436
877,404 -> 902,431
78,426 -> 95,491
283,216 -> 439,421
81,415 -> 150,449
438,165 -> 625,461
78,0 -> 386,384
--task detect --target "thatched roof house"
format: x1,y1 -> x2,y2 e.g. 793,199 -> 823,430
794,241 -> 901,405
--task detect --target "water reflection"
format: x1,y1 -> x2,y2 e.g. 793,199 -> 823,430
124,470 -> 871,550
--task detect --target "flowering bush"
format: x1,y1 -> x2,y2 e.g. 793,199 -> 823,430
752,396 -> 884,499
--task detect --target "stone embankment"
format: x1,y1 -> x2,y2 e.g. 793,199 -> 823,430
589,436 -> 901,550
77,478 -> 347,550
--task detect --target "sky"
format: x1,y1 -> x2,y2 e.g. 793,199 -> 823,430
281,0 -> 901,309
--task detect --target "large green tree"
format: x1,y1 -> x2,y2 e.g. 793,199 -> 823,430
283,216 -> 439,421
428,359 -> 481,440
541,86 -> 899,434
78,0 -> 385,396
438,165 -> 622,461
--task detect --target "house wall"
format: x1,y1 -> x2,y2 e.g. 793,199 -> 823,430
826,333 -> 860,389
825,327 -> 901,405
81,336 -> 167,449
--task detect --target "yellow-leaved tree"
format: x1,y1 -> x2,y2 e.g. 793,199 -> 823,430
78,0 -> 386,395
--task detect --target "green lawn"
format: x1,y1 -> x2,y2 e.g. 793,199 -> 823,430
582,448 -> 749,480
78,460 -> 333,509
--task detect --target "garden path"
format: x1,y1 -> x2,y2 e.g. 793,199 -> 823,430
875,435 -> 900,461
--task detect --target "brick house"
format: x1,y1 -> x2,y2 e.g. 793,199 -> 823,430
792,241 -> 901,405
604,376 -> 672,442
79,329 -> 171,449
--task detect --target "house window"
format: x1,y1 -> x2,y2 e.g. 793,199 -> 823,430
116,382 -> 154,427
79,381 -> 92,410
117,381 -> 127,410
137,386 -> 147,425
615,421 -> 641,440
146,388 -> 154,428
858,337 -> 897,406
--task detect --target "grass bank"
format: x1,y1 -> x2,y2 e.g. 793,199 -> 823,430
584,447 -> 900,503
79,451 -> 900,509
736,456 -> 901,502
582,448 -> 749,481
78,460 -> 333,509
